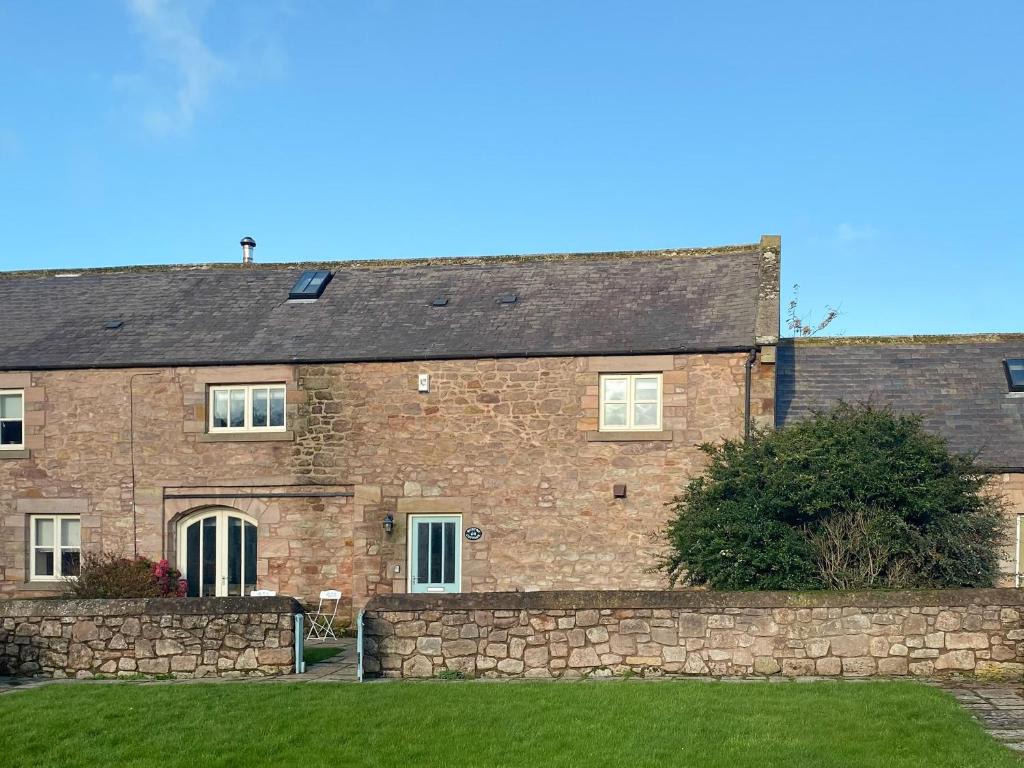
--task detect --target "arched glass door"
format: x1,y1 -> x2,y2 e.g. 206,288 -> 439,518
177,509 -> 258,597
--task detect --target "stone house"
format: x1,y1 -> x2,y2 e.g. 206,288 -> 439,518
777,336 -> 1024,585
0,237 -> 779,611
1,234 -> 1022,612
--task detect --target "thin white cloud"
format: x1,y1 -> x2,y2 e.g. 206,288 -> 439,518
835,222 -> 877,243
122,0 -> 225,136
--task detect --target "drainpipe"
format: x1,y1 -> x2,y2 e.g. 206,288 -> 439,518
743,348 -> 757,441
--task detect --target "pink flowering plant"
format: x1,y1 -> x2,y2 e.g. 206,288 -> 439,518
65,553 -> 188,598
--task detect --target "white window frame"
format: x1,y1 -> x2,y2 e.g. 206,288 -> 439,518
208,384 -> 287,434
1017,514 -> 1023,588
0,389 -> 25,450
407,514 -> 463,594
598,373 -> 663,431
29,514 -> 81,582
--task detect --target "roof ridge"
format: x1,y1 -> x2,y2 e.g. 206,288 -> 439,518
786,333 -> 1024,346
0,242 -> 760,279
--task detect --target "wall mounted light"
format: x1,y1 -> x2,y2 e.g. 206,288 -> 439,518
383,513 -> 395,535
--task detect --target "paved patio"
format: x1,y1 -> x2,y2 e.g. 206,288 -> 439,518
942,683 -> 1024,752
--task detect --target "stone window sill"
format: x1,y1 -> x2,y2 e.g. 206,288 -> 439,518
586,430 -> 673,442
0,448 -> 30,459
196,431 -> 294,444
19,581 -> 65,592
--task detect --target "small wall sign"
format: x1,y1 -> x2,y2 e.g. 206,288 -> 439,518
464,527 -> 483,541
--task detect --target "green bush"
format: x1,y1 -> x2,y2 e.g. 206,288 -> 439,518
64,553 -> 187,598
662,403 -> 1005,590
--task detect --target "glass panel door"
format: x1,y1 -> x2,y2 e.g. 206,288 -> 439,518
180,510 -> 258,597
409,515 -> 461,593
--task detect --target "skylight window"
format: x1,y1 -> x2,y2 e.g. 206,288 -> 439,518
1005,359 -> 1024,392
498,293 -> 518,305
289,270 -> 332,300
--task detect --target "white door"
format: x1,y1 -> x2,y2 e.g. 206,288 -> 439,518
408,515 -> 461,593
178,509 -> 258,597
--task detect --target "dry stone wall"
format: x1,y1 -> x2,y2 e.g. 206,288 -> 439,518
0,596 -> 298,679
364,589 -> 1024,680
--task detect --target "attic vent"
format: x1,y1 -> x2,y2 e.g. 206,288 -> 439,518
289,270 -> 332,300
1005,359 -> 1024,392
498,293 -> 518,305
431,297 -> 449,307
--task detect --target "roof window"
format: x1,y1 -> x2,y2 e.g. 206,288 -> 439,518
289,270 -> 332,300
1005,359 -> 1024,392
431,297 -> 449,307
498,293 -> 518,305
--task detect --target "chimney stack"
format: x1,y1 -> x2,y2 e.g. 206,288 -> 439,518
240,236 -> 256,264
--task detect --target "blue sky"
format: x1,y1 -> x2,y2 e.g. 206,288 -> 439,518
1,1 -> 1021,337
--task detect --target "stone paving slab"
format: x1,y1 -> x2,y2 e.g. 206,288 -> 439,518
941,682 -> 1024,752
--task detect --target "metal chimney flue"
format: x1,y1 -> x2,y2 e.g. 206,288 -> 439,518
240,236 -> 256,264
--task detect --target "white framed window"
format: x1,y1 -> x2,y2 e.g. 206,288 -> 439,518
599,373 -> 663,431
0,389 -> 24,449
1017,515 -> 1024,588
30,515 -> 81,581
208,384 -> 287,433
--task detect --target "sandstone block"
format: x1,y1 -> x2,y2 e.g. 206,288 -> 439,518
40,620 -> 62,638
878,657 -> 908,675
816,658 -> 842,676
258,647 -> 293,666
568,647 -> 600,668
782,659 -> 816,676
174,655 -> 200,672
138,658 -> 170,675
403,655 -> 433,677
575,610 -> 600,627
678,614 -> 705,638
619,619 -> 650,635
609,634 -> 636,655
156,639 -> 185,656
753,656 -> 781,675
935,650 -> 975,671
805,639 -> 830,658
442,640 -> 477,657
586,626 -> 609,644
945,632 -> 988,650
71,621 -> 98,642
841,657 -> 876,677
417,637 -> 442,655
830,635 -> 869,657
935,612 -> 961,632
684,653 -> 709,674
497,658 -> 524,675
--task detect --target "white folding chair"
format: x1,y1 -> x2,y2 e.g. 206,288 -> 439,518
250,589 -> 277,596
306,589 -> 342,641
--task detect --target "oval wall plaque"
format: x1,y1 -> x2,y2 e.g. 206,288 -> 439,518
464,527 -> 483,541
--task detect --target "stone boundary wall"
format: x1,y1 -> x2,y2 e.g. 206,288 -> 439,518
363,589 -> 1024,680
0,596 -> 300,679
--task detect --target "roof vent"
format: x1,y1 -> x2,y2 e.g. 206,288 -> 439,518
498,293 -> 518,305
1005,359 -> 1024,392
104,320 -> 123,330
431,297 -> 449,307
240,236 -> 256,264
289,270 -> 333,300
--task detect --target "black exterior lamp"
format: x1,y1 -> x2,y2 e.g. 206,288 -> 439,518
383,513 -> 395,535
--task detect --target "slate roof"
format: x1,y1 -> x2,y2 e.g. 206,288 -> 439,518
0,244 -> 771,371
776,336 -> 1024,470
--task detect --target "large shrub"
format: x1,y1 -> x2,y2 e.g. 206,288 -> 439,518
65,553 -> 187,598
662,403 -> 1005,590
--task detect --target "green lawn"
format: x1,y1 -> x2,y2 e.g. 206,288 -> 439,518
303,646 -> 342,665
0,680 -> 1017,768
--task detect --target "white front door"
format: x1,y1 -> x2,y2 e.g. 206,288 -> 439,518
408,515 -> 461,593
178,509 -> 258,597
